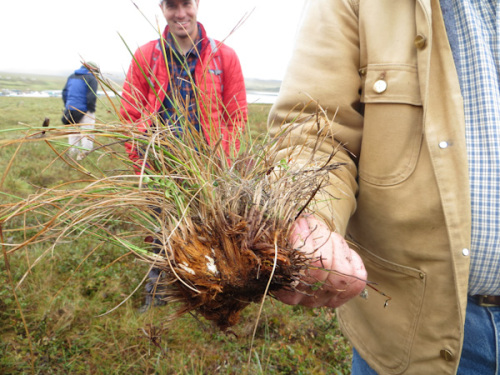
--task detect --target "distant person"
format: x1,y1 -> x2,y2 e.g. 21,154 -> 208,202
62,61 -> 99,160
120,0 -> 247,310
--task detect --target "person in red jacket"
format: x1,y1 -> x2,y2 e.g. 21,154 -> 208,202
120,0 -> 247,310
120,0 -> 248,170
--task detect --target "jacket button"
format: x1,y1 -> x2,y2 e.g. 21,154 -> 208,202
440,349 -> 455,361
414,34 -> 427,49
373,80 -> 387,93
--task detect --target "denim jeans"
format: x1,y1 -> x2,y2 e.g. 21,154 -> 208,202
351,296 -> 500,374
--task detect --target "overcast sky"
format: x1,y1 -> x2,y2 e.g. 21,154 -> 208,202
0,0 -> 307,81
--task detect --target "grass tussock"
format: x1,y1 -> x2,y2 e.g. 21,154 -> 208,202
2,64 -> 345,330
0,70 -> 353,372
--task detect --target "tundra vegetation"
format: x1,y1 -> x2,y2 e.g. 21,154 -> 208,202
0,78 -> 353,374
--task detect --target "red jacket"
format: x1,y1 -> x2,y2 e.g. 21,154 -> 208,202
120,23 -> 248,166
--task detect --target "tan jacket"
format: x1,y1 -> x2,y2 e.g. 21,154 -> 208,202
269,0 -> 471,374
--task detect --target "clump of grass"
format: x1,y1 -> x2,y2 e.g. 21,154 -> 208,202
0,96 -> 356,373
1,28 -> 354,342
1,105 -> 343,327
1,78 -> 345,336
132,112 -> 344,330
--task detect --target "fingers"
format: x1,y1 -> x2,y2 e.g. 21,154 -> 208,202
276,215 -> 367,308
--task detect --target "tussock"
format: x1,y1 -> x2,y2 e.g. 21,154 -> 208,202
0,68 -> 345,332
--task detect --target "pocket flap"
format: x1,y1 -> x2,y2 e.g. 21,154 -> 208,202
361,64 -> 422,106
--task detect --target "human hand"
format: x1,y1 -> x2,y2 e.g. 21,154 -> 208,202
275,214 -> 367,308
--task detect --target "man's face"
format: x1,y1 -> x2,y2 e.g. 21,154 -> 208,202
161,0 -> 199,41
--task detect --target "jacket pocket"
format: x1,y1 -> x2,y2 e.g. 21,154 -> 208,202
358,64 -> 423,186
337,241 -> 426,374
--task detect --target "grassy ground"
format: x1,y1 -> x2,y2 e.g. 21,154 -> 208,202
0,97 -> 353,374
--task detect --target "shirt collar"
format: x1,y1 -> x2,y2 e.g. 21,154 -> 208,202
165,23 -> 203,57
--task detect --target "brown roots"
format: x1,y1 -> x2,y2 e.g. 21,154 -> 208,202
146,212 -> 310,331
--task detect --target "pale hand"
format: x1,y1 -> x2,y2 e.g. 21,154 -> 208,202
275,214 -> 367,308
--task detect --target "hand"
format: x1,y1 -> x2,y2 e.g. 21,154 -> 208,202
275,214 -> 367,308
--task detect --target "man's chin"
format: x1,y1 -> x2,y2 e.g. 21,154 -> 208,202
171,30 -> 193,40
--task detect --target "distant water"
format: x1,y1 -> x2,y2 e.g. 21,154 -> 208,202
2,89 -> 279,103
246,91 -> 278,105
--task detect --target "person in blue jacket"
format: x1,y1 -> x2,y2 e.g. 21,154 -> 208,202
62,62 -> 99,160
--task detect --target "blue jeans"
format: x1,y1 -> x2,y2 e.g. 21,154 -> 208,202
351,296 -> 500,374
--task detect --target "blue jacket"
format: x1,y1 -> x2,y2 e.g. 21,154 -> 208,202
62,66 -> 98,113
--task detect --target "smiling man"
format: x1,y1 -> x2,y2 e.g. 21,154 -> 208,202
120,0 -> 247,310
121,0 -> 247,164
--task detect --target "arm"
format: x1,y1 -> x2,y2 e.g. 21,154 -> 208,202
62,79 -> 69,106
269,0 -> 364,307
270,0 -> 362,236
86,75 -> 99,113
221,48 -> 248,151
120,43 -> 157,165
120,60 -> 151,125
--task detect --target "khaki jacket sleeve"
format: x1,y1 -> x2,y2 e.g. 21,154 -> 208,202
268,0 -> 362,235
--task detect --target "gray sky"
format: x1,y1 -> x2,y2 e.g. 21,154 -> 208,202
0,0 -> 306,80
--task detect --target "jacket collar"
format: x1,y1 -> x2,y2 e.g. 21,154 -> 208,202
417,0 -> 432,17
